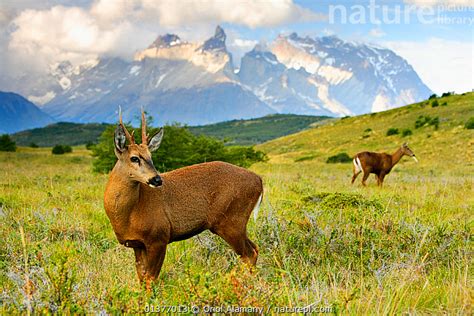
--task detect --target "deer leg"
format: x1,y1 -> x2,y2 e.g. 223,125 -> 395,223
378,172 -> 386,187
361,172 -> 370,186
133,248 -> 147,284
143,243 -> 167,291
351,171 -> 361,184
214,227 -> 258,266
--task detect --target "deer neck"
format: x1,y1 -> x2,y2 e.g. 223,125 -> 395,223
104,164 -> 140,228
391,147 -> 404,167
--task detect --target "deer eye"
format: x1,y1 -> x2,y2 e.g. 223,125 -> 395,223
130,156 -> 140,163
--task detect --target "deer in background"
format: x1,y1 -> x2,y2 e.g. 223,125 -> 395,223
351,143 -> 418,187
104,110 -> 263,289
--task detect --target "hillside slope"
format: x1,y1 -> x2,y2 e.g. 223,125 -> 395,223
11,114 -> 328,147
258,92 -> 473,173
11,122 -> 109,146
189,114 -> 329,145
0,91 -> 54,134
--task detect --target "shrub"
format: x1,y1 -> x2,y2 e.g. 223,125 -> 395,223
415,115 -> 440,129
326,152 -> 352,163
85,141 -> 95,150
401,128 -> 413,137
52,145 -> 73,155
0,134 -> 16,152
362,128 -> 372,139
441,101 -> 447,106
386,128 -> 399,136
465,117 -> 474,129
29,142 -> 39,148
429,94 -> 438,99
431,100 -> 439,107
91,123 -> 267,173
441,92 -> 452,97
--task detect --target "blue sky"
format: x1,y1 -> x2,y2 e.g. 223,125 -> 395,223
0,0 -> 472,94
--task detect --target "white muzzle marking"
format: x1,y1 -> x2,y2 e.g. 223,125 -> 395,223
412,156 -> 418,163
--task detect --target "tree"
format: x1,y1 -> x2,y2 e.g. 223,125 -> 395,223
91,123 -> 267,174
0,134 -> 16,152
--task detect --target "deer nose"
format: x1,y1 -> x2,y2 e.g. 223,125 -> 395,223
148,175 -> 162,187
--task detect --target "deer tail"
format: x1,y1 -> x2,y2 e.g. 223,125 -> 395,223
353,156 -> 363,173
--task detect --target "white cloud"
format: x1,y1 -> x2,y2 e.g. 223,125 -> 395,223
383,38 -> 473,94
369,28 -> 386,38
3,0 -> 324,78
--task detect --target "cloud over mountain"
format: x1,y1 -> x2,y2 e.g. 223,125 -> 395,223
3,0 -> 324,81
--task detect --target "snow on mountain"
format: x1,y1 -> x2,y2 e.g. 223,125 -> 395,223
239,33 -> 431,116
43,27 -> 273,125
28,27 -> 431,125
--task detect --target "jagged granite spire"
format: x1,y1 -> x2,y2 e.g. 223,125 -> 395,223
201,26 -> 227,52
149,34 -> 181,49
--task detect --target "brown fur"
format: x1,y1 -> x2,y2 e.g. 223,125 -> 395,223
351,143 -> 416,187
104,113 -> 263,289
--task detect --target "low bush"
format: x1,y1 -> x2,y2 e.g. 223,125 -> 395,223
362,128 -> 372,139
415,115 -> 440,130
431,100 -> 439,107
386,128 -> 399,136
85,141 -> 95,150
326,152 -> 352,163
52,145 -> 73,155
465,117 -> 474,129
429,94 -> 438,99
401,128 -> 413,137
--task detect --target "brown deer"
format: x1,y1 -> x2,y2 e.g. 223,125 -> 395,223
351,143 -> 418,187
104,110 -> 263,288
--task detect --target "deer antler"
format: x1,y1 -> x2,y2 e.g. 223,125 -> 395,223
141,107 -> 149,144
119,106 -> 134,144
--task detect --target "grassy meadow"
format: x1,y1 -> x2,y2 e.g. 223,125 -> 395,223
1,93 -> 473,314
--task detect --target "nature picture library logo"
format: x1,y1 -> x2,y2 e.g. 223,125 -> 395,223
329,0 -> 474,25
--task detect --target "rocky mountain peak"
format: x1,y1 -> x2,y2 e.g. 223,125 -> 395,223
201,25 -> 227,52
149,34 -> 182,49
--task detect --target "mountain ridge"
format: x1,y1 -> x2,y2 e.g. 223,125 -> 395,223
6,26 -> 432,125
0,91 -> 55,134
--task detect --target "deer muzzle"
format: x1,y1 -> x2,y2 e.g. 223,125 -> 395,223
147,175 -> 163,187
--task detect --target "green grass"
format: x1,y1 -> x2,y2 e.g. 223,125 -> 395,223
1,93 -> 473,313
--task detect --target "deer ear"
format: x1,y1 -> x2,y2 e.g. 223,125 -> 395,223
114,124 -> 127,154
148,128 -> 164,152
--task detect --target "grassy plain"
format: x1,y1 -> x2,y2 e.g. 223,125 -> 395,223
1,93 -> 473,313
